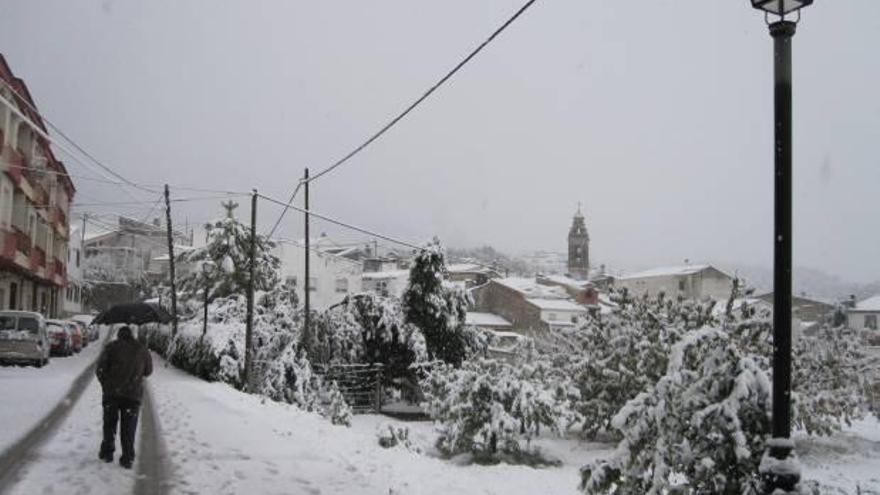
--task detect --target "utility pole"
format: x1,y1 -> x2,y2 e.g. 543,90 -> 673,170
244,189 -> 257,391
303,168 -> 311,353
164,184 -> 179,337
80,213 -> 87,248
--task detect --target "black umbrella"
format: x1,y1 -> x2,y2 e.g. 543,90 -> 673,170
92,302 -> 174,325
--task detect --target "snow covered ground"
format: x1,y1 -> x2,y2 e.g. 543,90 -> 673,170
0,329 -> 105,452
149,357 -> 610,495
3,379 -> 137,495
1,344 -> 878,494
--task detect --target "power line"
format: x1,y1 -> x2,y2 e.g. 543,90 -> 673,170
70,194 -> 248,207
267,0 -> 538,239
305,0 -> 537,184
257,192 -> 422,251
265,178 -> 303,239
0,77 -> 155,196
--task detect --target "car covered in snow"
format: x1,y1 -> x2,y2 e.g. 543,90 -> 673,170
0,311 -> 50,367
46,320 -> 73,356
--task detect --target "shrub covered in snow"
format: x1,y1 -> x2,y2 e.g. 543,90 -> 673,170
421,357 -> 579,461
312,293 -> 427,384
580,319 -> 773,495
546,290 -> 717,437
403,240 -> 477,367
792,325 -> 876,436
376,423 -> 421,453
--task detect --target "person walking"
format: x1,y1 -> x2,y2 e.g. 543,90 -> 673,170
95,326 -> 153,468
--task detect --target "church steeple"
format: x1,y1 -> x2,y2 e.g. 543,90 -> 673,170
568,204 -> 590,280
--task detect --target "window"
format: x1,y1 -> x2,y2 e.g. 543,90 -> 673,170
308,277 -> 318,292
76,249 -> 80,267
866,314 -> 878,330
335,278 -> 349,293
9,282 -> 17,310
678,279 -> 686,291
547,312 -> 557,321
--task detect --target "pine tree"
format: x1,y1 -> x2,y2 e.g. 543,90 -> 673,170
178,214 -> 280,301
402,240 -> 471,366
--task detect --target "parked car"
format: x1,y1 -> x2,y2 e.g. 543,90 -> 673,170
46,320 -> 73,356
69,321 -> 89,348
64,321 -> 83,353
0,311 -> 50,367
70,315 -> 98,342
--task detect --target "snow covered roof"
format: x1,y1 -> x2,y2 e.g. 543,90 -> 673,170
447,263 -> 495,274
540,274 -> 591,290
485,329 -> 523,339
526,298 -> 586,312
465,312 -> 512,328
361,270 -> 409,280
493,277 -> 568,299
852,295 -> 880,312
618,264 -> 725,280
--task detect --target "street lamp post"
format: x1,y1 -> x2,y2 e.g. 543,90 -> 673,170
201,260 -> 216,338
748,1 -> 813,493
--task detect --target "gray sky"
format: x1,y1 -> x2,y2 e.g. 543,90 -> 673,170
2,0 -> 878,282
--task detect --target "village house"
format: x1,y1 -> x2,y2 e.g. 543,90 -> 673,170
754,292 -> 835,330
470,277 -> 588,334
273,238 -> 364,311
848,295 -> 880,343
616,264 -> 734,301
0,55 -> 75,316
84,216 -> 191,283
61,226 -> 84,316
446,262 -> 500,289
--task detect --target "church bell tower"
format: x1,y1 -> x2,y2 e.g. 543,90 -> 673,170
567,204 -> 590,280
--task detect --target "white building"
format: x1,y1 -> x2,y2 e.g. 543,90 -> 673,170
62,226 -> 84,315
616,264 -> 734,301
527,297 -> 588,330
849,295 -> 880,334
273,240 -> 363,311
361,270 -> 409,299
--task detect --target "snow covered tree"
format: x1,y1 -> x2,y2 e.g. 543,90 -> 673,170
178,214 -> 280,301
581,319 -> 773,495
422,358 -> 579,460
547,290 -> 717,437
402,240 -> 473,366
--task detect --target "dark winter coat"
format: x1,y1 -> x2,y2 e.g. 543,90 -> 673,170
96,332 -> 153,402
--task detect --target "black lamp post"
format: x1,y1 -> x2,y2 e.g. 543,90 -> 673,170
748,0 -> 813,493
201,260 -> 216,338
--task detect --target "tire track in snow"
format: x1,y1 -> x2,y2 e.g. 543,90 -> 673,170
0,346 -> 104,492
135,384 -> 171,495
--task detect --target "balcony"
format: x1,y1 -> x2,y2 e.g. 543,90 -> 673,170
48,257 -> 66,286
14,228 -> 31,257
30,245 -> 46,271
53,206 -> 68,232
0,228 -> 16,261
3,148 -> 26,186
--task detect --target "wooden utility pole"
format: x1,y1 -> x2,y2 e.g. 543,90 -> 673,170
244,189 -> 257,390
303,168 -> 311,353
164,184 -> 179,337
80,213 -> 87,248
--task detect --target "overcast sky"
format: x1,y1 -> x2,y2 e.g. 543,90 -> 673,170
2,0 -> 878,282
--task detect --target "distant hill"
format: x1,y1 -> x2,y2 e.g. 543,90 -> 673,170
717,263 -> 880,302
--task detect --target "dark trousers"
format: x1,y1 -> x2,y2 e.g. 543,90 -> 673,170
100,396 -> 141,462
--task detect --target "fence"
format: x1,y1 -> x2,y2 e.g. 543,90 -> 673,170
314,363 -> 384,414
